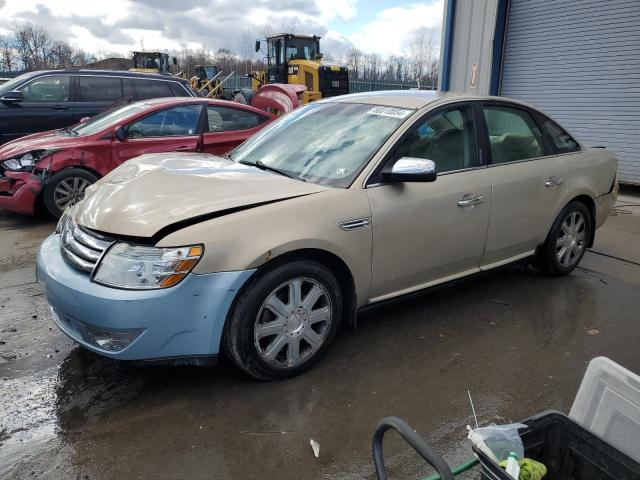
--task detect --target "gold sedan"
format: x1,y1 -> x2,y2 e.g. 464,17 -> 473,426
37,91 -> 618,379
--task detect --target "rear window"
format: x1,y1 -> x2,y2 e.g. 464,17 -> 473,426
133,79 -> 173,100
78,76 -> 123,102
540,117 -> 580,154
169,82 -> 191,97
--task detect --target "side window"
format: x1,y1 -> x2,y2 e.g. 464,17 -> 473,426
540,117 -> 580,153
125,104 -> 201,138
169,82 -> 191,97
483,106 -> 544,164
391,107 -> 476,174
133,79 -> 173,100
206,106 -> 267,132
18,75 -> 70,101
78,76 -> 122,102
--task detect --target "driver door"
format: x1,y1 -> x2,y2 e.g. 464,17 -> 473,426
366,104 -> 492,301
110,104 -> 203,169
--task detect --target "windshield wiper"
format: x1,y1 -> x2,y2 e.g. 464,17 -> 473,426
59,126 -> 78,137
240,160 -> 305,182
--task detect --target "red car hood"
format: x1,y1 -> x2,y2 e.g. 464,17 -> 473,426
0,130 -> 85,159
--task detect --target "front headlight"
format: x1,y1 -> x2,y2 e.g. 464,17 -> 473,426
93,243 -> 203,290
2,149 -> 59,171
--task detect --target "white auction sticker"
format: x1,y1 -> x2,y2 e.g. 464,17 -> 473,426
366,106 -> 413,119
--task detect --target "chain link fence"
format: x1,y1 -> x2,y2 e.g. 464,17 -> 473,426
223,75 -> 435,94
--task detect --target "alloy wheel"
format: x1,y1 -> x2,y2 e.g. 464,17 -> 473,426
53,177 -> 91,211
556,211 -> 587,267
254,277 -> 333,368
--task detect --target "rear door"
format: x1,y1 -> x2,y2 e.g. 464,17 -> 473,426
73,75 -> 125,124
202,105 -> 270,155
8,74 -> 73,138
367,103 -> 492,300
480,102 -> 569,266
132,78 -> 174,100
110,103 -> 203,169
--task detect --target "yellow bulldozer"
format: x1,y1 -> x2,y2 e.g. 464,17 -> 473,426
130,51 -> 178,75
236,33 -> 349,107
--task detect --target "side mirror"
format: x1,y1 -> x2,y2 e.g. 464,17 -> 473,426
115,126 -> 126,141
316,53 -> 324,60
1,90 -> 24,102
255,40 -> 261,53
384,157 -> 437,183
79,116 -> 91,124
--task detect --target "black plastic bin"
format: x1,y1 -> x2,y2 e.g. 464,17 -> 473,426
473,410 -> 640,480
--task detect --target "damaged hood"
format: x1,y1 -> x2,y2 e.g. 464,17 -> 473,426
0,130 -> 85,159
76,153 -> 328,238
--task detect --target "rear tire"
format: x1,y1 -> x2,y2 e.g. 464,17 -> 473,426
534,201 -> 591,276
43,168 -> 98,218
224,260 -> 343,380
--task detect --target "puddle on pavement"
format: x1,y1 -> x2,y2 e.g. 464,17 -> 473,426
1,262 -> 639,479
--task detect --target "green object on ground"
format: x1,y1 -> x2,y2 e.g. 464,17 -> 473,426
498,457 -> 547,480
420,457 -> 479,480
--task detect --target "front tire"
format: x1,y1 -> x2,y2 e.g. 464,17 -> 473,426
43,168 -> 98,218
224,260 -> 343,380
534,201 -> 591,275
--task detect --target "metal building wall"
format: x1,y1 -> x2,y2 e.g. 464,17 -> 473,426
440,0 -> 498,94
500,0 -> 640,185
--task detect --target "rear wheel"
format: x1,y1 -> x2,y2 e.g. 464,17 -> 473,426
43,168 -> 98,218
534,201 -> 591,275
224,260 -> 342,380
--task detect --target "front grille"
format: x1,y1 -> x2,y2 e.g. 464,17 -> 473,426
60,217 -> 113,273
318,66 -> 349,97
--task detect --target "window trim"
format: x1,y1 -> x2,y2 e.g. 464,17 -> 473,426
123,103 -> 205,139
203,105 -> 269,134
479,100 -> 556,167
365,100 -> 483,187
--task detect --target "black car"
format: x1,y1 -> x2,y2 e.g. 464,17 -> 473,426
0,69 -> 195,144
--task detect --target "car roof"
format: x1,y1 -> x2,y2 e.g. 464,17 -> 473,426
28,69 -> 190,84
131,97 -> 274,116
326,90 -> 536,110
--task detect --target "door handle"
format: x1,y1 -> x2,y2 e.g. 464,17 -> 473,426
175,146 -> 191,150
51,105 -> 69,110
457,194 -> 485,207
545,176 -> 565,188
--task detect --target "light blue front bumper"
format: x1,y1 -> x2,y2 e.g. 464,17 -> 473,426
36,234 -> 255,361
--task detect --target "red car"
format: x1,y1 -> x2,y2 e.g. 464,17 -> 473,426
0,97 -> 274,217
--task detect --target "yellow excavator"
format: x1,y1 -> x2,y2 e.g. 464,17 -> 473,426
236,33 -> 349,106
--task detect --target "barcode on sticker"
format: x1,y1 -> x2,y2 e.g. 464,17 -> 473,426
367,106 -> 412,119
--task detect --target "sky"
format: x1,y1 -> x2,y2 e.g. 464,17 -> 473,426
0,0 -> 444,59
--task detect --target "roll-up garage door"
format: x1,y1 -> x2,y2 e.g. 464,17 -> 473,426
500,0 -> 640,185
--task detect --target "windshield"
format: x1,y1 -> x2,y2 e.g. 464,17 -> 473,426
229,102 -> 414,187
0,72 -> 38,97
286,38 -> 317,61
71,102 -> 148,136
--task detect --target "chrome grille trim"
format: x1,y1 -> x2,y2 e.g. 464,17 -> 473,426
60,217 -> 113,273
72,224 -> 112,251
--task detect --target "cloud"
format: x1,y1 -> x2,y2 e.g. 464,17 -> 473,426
347,1 -> 444,56
0,0 -> 441,62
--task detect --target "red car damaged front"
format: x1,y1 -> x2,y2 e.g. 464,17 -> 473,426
0,97 -> 274,217
0,131 -> 89,215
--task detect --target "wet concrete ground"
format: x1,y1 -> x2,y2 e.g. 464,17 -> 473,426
1,192 -> 639,480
